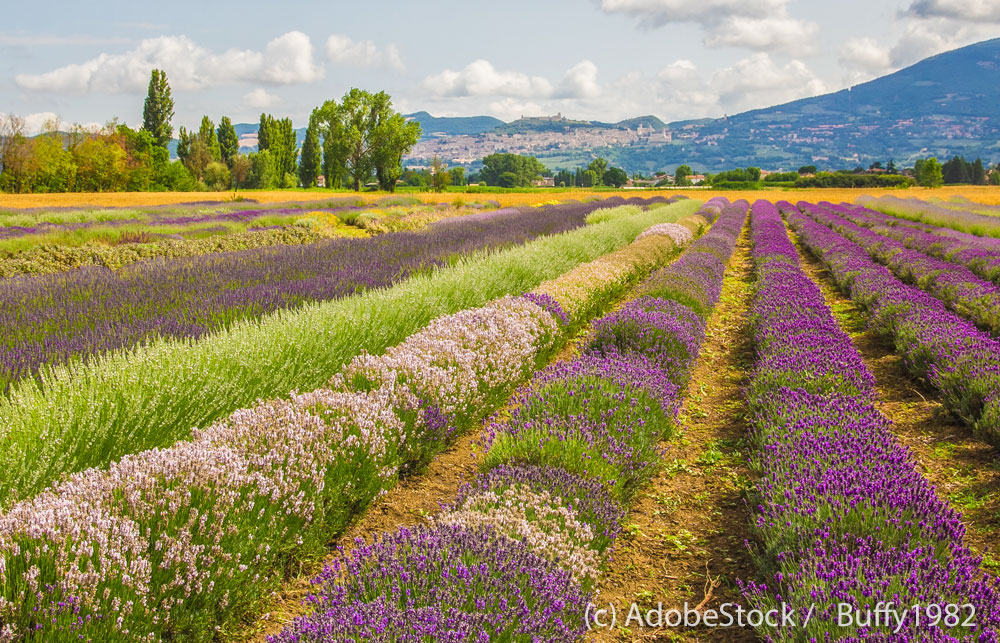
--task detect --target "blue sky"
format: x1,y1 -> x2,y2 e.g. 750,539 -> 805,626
2,0 -> 998,132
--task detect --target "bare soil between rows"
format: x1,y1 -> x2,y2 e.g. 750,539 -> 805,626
585,229 -> 759,643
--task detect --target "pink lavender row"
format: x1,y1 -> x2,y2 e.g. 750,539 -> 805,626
0,295 -> 565,642
741,200 -> 1000,641
841,202 -> 1000,282
268,201 -> 750,642
808,202 -> 1000,337
786,201 -> 1000,444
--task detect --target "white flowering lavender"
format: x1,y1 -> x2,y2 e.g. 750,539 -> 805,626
436,485 -> 602,584
334,296 -> 560,421
637,222 -> 695,247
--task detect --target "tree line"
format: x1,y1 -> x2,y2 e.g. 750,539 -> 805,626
0,70 -> 421,194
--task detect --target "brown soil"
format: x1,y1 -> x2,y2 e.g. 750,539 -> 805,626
791,233 -> 1000,572
585,229 -> 759,643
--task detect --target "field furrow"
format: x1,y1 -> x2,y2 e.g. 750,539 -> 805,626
586,211 -> 757,643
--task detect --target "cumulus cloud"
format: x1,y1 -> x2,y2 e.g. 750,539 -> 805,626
557,61 -> 601,98
705,15 -> 819,53
486,98 -> 548,121
423,60 -> 554,98
711,53 -> 825,109
243,88 -> 282,108
839,37 -> 892,74
907,0 -> 1000,22
326,35 -> 404,71
598,0 -> 818,52
15,31 -> 323,94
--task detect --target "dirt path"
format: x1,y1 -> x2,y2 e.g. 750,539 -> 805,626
586,229 -> 758,643
791,231 -> 1000,573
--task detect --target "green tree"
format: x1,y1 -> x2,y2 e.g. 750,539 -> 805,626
449,166 -> 466,187
430,156 -> 451,192
298,115 -> 322,188
917,157 -> 943,188
586,157 -> 608,185
176,127 -> 192,164
580,169 -> 598,188
480,153 -> 546,187
674,164 -> 693,186
203,162 -> 231,191
972,158 -> 987,185
313,90 -> 420,191
198,116 -> 221,162
798,165 -> 817,174
604,166 -> 628,188
217,116 -> 239,167
141,69 -> 174,149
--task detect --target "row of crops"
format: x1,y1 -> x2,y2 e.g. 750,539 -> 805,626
745,201 -> 1000,639
2,192 -> 1000,641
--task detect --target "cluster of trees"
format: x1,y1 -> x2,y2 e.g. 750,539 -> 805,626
0,71 -> 421,194
552,158 -> 628,188
299,89 -> 421,191
705,166 -> 761,186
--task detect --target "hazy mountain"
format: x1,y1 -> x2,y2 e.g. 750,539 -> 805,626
405,111 -> 505,138
634,37 -> 1000,172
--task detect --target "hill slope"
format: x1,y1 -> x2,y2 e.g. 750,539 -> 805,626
645,37 -> 1000,171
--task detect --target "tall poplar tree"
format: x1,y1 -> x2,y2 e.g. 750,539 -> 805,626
298,114 -> 321,188
141,69 -> 174,149
217,116 -> 239,167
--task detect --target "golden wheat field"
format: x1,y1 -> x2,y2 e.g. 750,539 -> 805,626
1,185 -> 999,210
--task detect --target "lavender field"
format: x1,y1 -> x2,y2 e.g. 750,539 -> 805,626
1,194 -> 1000,643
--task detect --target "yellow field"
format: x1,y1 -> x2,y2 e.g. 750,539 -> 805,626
1,185 -> 999,210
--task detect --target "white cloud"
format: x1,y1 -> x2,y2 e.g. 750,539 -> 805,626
423,60 -> 554,98
907,0 -> 1000,22
557,61 -> 601,98
887,19 -> 994,67
599,0 -> 784,26
657,59 -> 698,83
839,37 -> 892,74
243,88 -> 282,109
423,59 -> 605,100
325,35 -> 404,71
705,16 -> 819,53
711,53 -> 825,110
598,0 -> 818,52
15,31 -> 323,94
486,98 -> 547,121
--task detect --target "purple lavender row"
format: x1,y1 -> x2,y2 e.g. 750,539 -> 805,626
805,202 -> 1000,337
841,203 -> 1000,283
0,206 -> 366,241
0,199 -> 627,394
784,202 -> 1000,445
858,195 -> 1000,242
270,202 -> 750,642
741,200 -> 1000,641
